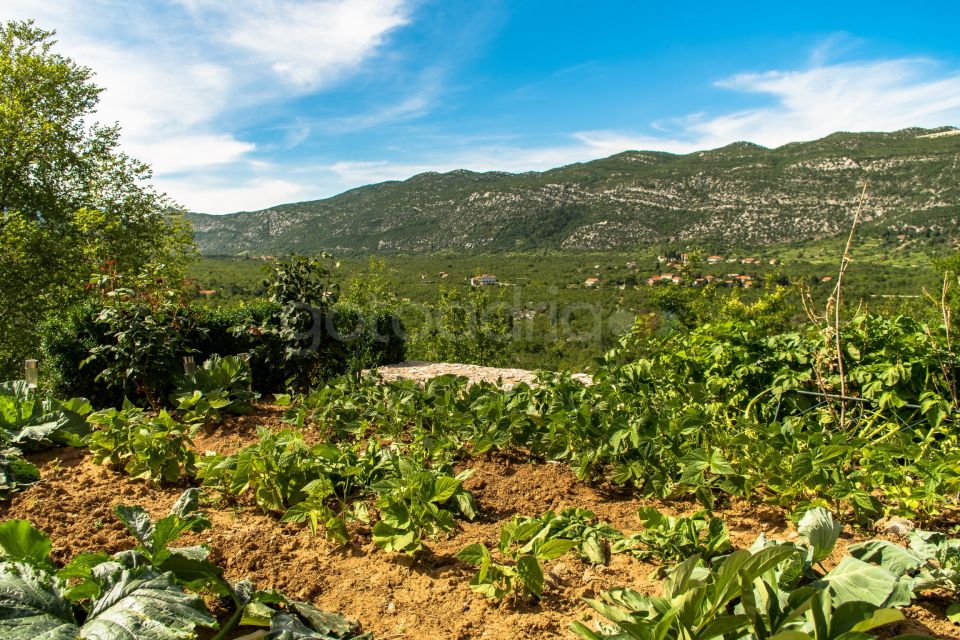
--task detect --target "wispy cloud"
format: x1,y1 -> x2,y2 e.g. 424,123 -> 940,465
698,58 -> 960,146
0,0 -> 417,209
175,0 -> 412,90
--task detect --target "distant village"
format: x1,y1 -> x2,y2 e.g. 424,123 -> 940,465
645,253 -> 780,289
423,252 -> 845,291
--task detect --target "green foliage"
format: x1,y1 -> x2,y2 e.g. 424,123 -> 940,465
201,429 -> 357,511
0,561 -> 216,640
572,524 -> 918,640
0,380 -> 89,500
39,299 -> 122,407
611,508 -> 731,562
228,254 -> 406,393
82,268 -> 202,406
0,494 -> 370,640
0,449 -> 40,500
173,354 -> 258,424
0,380 -> 91,450
458,514 -> 580,600
371,456 -> 476,554
410,285 -> 513,366
511,508 -> 623,565
849,528 -> 960,613
274,298 -> 960,526
42,292 -> 403,405
279,477 -> 351,546
0,20 -> 194,378
0,510 -> 216,640
190,301 -> 280,386
87,401 -> 197,483
252,254 -> 340,392
198,429 -> 379,544
0,519 -> 55,569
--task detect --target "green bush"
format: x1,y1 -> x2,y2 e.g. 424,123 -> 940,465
39,299 -> 123,408
40,298 -> 405,405
191,301 -> 286,393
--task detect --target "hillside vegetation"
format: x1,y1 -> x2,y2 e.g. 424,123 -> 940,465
188,127 -> 960,255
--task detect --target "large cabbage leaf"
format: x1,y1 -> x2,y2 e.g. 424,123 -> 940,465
0,449 -> 39,499
0,381 -> 91,450
0,561 -> 216,639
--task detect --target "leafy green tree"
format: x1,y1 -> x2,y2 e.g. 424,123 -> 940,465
411,286 -> 513,366
0,20 -> 194,377
249,254 -> 341,391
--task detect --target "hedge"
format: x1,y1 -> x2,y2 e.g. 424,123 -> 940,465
40,299 -> 405,406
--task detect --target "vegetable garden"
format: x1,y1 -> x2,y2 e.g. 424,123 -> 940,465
2,268 -> 960,639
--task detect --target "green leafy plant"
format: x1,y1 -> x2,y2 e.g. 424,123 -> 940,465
0,380 -> 90,501
0,448 -> 40,500
0,380 -> 91,450
571,544 -> 914,640
0,492 -> 371,639
242,253 -> 341,392
850,528 -> 960,620
0,516 -> 216,640
82,268 -> 202,407
279,476 -> 351,545
371,455 -> 477,554
512,508 -> 623,565
458,514 -> 578,600
173,354 -> 259,424
87,400 -> 197,483
611,507 -> 731,562
198,429 -> 381,543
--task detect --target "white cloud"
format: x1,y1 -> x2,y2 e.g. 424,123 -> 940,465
221,0 -> 411,89
131,135 -> 256,174
697,59 -> 960,147
0,0 -> 415,208
153,175 -> 315,213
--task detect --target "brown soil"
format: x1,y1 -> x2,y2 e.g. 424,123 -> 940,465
2,404 -> 957,640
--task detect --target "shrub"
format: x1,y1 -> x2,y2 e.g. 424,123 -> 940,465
40,299 -> 122,408
408,286 -> 511,366
87,400 -> 197,483
191,301 -> 285,393
82,282 -> 202,408
173,354 -> 259,424
41,297 -> 405,405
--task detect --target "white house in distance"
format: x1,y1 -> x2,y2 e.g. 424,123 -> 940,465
470,274 -> 498,287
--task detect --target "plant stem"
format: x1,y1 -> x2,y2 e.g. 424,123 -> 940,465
833,183 -> 869,429
210,584 -> 245,640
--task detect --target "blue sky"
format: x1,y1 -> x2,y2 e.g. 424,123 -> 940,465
4,1 -> 960,213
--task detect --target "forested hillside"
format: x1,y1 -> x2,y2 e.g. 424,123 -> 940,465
188,127 -> 960,255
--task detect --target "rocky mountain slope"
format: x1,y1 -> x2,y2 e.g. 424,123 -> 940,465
187,127 -> 960,255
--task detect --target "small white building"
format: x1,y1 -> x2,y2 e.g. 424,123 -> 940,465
470,274 -> 498,287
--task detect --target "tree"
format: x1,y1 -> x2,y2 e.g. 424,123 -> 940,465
412,286 -> 512,366
0,20 -> 194,377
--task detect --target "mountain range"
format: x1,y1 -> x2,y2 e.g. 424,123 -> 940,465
186,127 -> 960,255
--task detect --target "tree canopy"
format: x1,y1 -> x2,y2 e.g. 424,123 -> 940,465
0,19 -> 194,377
